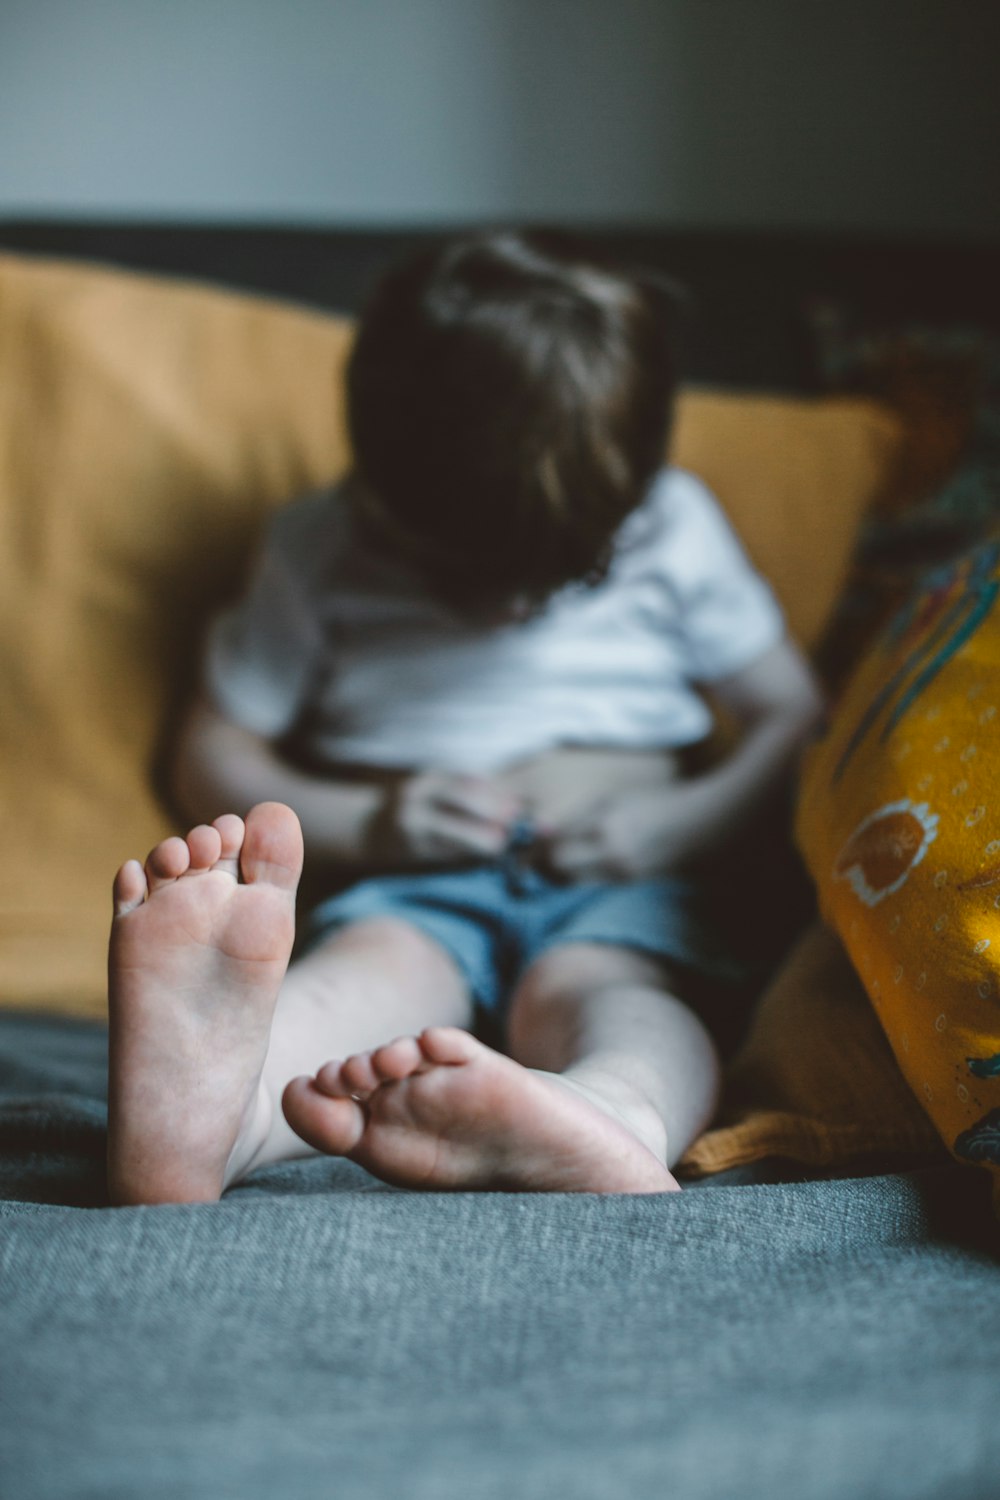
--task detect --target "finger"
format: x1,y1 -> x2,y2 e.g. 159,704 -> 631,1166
426,811 -> 509,858
542,815 -> 596,843
433,778 -> 520,826
538,834 -> 604,881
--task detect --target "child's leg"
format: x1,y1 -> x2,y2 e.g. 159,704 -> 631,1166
107,804 -> 473,1205
504,943 -> 722,1170
281,942 -> 709,1194
235,917 -> 473,1180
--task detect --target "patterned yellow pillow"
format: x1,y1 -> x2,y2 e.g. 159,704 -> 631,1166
797,535 -> 1000,1207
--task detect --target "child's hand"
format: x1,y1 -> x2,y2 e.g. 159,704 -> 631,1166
539,788 -> 700,883
369,772 -> 522,865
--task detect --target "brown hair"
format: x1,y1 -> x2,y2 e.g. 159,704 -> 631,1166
346,230 -> 680,607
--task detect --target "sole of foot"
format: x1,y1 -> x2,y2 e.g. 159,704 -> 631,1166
107,802 -> 303,1205
282,1026 -> 679,1193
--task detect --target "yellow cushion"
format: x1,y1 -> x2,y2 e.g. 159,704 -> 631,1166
0,254 -> 353,1014
797,534 -> 1000,1207
670,390 -> 900,650
0,252 -> 899,1017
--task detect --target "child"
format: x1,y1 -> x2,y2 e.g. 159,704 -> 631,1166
106,232 -> 822,1204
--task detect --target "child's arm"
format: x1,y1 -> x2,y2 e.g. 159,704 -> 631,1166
540,637 -> 823,881
172,693 -> 520,870
173,693 -> 380,865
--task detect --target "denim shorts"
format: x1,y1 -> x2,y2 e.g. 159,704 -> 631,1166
298,853 -> 805,1033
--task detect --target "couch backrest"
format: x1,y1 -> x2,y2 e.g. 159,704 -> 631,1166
0,253 -> 899,1013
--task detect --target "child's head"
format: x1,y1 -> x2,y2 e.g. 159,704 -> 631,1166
346,231 -> 680,610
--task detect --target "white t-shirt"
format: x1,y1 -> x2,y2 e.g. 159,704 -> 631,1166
203,468 -> 786,773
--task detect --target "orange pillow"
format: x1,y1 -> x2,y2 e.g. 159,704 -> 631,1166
0,252 -> 899,1016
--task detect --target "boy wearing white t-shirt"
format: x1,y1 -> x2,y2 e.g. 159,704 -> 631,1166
105,233 -> 822,1203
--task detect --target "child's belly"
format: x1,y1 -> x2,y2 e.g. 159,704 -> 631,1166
496,746 -> 685,827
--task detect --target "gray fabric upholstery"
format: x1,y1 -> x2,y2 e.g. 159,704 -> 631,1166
1,1011 -> 998,1500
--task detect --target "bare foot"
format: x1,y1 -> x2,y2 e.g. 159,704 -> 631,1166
107,802 -> 303,1204
282,1027 -> 679,1193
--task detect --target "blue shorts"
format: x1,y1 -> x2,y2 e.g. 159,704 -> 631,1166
299,858 -> 796,1026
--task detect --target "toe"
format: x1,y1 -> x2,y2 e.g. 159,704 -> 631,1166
340,1051 -> 381,1096
145,836 -> 191,892
240,803 -> 303,894
282,1076 -> 367,1156
419,1027 -> 478,1065
312,1060 -> 355,1098
113,859 -> 148,917
212,814 -> 244,878
371,1036 -> 424,1081
184,824 -> 223,873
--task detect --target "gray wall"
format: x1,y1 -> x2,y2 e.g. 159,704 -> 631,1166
1,0 -> 998,238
